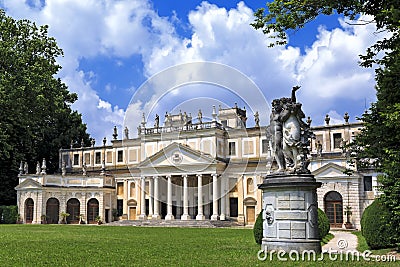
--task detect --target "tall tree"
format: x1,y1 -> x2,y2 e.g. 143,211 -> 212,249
252,1 -> 400,244
0,10 -> 91,205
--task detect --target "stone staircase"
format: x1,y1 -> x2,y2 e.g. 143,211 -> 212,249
105,219 -> 245,228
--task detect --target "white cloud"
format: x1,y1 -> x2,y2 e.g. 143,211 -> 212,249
1,1 -> 386,141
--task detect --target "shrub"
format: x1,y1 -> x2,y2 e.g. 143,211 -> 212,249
361,199 -> 396,249
318,208 -> 330,239
0,205 -> 18,224
253,210 -> 263,244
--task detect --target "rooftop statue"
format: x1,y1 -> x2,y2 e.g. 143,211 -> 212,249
268,86 -> 314,174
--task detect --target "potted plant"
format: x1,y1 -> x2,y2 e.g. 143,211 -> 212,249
78,214 -> 85,224
95,215 -> 102,225
344,206 -> 353,229
16,214 -> 23,224
60,212 -> 70,224
41,215 -> 47,224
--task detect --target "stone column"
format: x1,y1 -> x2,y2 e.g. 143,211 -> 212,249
152,176 -> 160,219
165,175 -> 174,220
123,179 -> 128,215
220,176 -> 226,220
211,173 -> 219,220
196,174 -> 205,220
181,174 -> 190,220
148,177 -> 153,219
138,176 -> 146,220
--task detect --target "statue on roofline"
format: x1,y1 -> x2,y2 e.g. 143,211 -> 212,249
267,86 -> 314,174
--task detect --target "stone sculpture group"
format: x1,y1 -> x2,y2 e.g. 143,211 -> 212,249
268,86 -> 314,174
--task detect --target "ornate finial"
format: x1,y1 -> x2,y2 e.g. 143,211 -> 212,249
235,102 -> 238,108
103,137 -> 107,146
219,104 -> 222,110
82,161 -> 87,176
124,127 -> 129,139
91,138 -> 95,147
113,126 -> 118,140
212,105 -> 217,122
141,112 -> 146,128
325,114 -> 330,125
100,159 -> 106,175
19,161 -> 23,175
344,112 -> 349,124
70,140 -> 73,149
36,161 -> 41,175
41,158 -> 47,175
137,125 -> 142,136
254,111 -> 260,127
81,139 -> 84,148
61,161 -> 66,176
24,162 -> 28,174
306,116 -> 312,126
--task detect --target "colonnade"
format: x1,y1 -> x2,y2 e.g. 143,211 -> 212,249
137,173 -> 227,220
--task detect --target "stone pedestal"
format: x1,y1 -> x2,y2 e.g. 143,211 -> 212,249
258,174 -> 321,253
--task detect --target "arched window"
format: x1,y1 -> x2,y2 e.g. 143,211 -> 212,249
87,198 -> 99,224
324,191 -> 343,228
46,198 -> 60,224
25,198 -> 34,223
67,198 -> 80,224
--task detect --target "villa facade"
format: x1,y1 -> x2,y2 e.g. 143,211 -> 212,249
15,105 -> 378,229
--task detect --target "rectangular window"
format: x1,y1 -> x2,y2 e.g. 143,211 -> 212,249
364,176 -> 373,191
117,182 -> 124,196
95,152 -> 101,164
129,149 -> 138,162
106,151 -> 113,163
117,150 -> 123,162
73,154 -> 79,166
84,153 -> 91,165
228,142 -> 236,156
261,139 -> 269,154
333,133 -> 342,149
243,140 -> 254,155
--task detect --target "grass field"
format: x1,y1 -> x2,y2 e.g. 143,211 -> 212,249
0,225 -> 397,266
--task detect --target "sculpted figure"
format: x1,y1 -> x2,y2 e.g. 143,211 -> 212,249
268,86 -> 313,174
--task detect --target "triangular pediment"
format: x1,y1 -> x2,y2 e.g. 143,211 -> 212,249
312,163 -> 348,178
15,178 -> 43,190
138,142 -> 221,169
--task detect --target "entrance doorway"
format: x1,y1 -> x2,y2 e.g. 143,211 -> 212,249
46,198 -> 60,224
129,207 -> 137,220
25,198 -> 34,223
324,191 -> 343,228
67,198 -> 80,224
229,197 -> 238,217
87,198 -> 99,224
246,206 -> 255,224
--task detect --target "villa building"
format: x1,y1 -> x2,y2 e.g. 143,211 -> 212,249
15,105 -> 378,229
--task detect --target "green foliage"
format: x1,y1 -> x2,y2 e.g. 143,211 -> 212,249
253,210 -> 263,244
0,206 -> 18,224
0,9 -> 91,204
360,199 -> 396,249
318,208 -> 330,239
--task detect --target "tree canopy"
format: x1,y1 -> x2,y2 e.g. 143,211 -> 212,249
0,10 -> 91,205
252,0 -> 400,245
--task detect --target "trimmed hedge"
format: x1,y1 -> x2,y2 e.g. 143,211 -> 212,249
253,210 -> 263,244
361,199 -> 396,249
318,208 -> 330,239
0,205 -> 18,224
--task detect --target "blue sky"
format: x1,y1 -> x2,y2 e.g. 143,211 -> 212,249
1,0 -> 384,143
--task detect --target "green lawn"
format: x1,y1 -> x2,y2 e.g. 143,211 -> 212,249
0,225 -> 397,266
